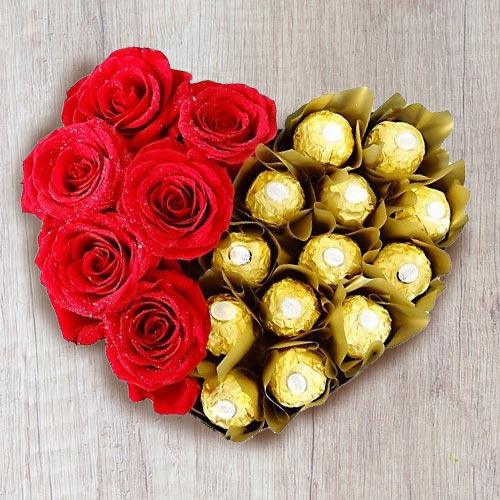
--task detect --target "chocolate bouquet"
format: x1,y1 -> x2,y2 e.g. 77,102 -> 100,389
22,48 -> 469,442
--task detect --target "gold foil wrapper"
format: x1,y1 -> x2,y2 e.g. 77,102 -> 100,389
363,95 -> 453,183
342,295 -> 392,359
395,184 -> 451,243
298,234 -> 362,285
207,294 -> 254,357
212,231 -> 272,287
373,243 -> 432,301
191,90 -> 467,441
274,87 -> 374,171
267,347 -> 327,408
363,121 -> 425,180
383,155 -> 468,249
200,369 -> 261,430
293,110 -> 355,166
319,172 -> 376,228
327,277 -> 430,377
234,146 -> 337,245
245,170 -> 305,227
262,278 -> 320,337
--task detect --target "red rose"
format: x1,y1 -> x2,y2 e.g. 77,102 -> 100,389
36,219 -> 106,345
36,214 -> 152,318
177,81 -> 277,173
51,300 -> 106,345
62,47 -> 191,151
120,138 -> 233,259
105,269 -> 210,414
22,119 -> 128,221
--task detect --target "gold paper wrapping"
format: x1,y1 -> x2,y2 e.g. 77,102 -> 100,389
212,231 -> 272,286
299,234 -> 362,285
373,243 -> 432,301
233,146 -> 340,246
266,347 -> 327,408
190,89 -> 468,441
319,172 -> 376,228
261,341 -> 338,433
293,110 -> 355,166
200,369 -> 262,430
207,294 -> 254,357
383,157 -> 469,249
261,278 -> 320,337
375,216 -> 452,312
245,170 -> 305,227
197,271 -> 259,379
363,94 -> 453,183
363,121 -> 425,180
341,295 -> 392,359
394,184 -> 451,243
274,87 -> 375,172
327,277 -> 430,377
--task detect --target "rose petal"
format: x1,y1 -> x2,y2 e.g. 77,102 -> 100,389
128,378 -> 200,415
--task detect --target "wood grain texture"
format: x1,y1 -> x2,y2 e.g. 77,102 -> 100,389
1,0 -> 498,498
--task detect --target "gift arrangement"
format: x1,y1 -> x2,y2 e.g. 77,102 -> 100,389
22,48 -> 469,441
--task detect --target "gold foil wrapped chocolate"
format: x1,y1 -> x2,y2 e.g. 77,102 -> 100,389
267,347 -> 327,408
373,243 -> 432,301
342,295 -> 392,359
212,231 -> 272,286
293,110 -> 355,166
207,294 -> 253,356
261,278 -> 320,337
273,88 -> 374,171
245,170 -> 305,227
319,173 -> 376,227
299,234 -> 362,285
200,369 -> 261,429
328,278 -> 430,378
363,121 -> 425,180
395,184 -> 451,243
193,90 -> 468,441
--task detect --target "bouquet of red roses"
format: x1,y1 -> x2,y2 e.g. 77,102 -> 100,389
22,47 -> 468,441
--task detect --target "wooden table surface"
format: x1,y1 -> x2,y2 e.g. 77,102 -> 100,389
1,1 -> 498,499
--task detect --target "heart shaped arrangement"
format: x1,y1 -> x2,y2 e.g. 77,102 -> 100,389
22,47 -> 469,442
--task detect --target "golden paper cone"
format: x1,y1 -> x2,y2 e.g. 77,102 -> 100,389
262,340 -> 338,433
192,361 -> 265,442
197,270 -> 259,379
274,87 -> 374,172
327,276 -> 429,377
363,94 -> 454,183
317,168 -> 388,231
384,159 -> 469,248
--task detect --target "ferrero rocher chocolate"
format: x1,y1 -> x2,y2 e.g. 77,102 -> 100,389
342,295 -> 392,358
293,110 -> 355,166
364,121 -> 425,179
320,173 -> 376,227
201,370 -> 261,429
299,234 -> 362,285
262,278 -> 320,337
267,347 -> 327,407
373,243 -> 432,301
395,184 -> 451,243
207,294 -> 253,356
212,232 -> 272,286
245,170 -> 305,227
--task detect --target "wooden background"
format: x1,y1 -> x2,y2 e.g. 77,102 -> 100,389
1,1 -> 498,499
